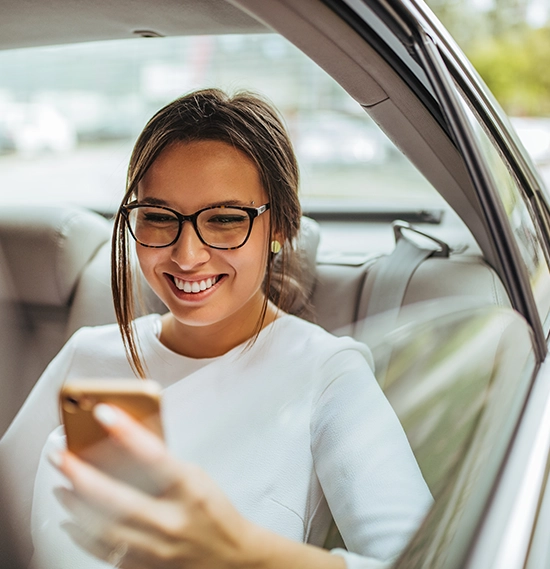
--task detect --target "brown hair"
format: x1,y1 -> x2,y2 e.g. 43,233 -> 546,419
112,88 -> 303,377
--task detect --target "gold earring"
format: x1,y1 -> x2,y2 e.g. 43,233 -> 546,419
271,240 -> 282,254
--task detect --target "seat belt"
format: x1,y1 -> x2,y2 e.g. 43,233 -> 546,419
354,220 -> 450,386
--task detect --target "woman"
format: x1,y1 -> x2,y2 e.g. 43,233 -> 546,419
0,89 -> 432,569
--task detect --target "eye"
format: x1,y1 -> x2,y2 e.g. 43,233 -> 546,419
141,211 -> 178,224
206,213 -> 248,225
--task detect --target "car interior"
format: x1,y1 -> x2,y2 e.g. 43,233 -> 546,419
0,0 -> 541,565
0,198 -> 513,424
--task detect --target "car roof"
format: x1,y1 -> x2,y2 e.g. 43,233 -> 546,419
0,0 -> 268,50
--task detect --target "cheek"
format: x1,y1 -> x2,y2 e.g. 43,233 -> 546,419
252,235 -> 271,275
232,239 -> 270,285
135,245 -> 160,281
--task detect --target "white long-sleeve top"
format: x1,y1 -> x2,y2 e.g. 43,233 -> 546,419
0,313 -> 432,568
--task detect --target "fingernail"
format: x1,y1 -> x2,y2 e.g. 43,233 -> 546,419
93,403 -> 118,426
48,451 -> 63,469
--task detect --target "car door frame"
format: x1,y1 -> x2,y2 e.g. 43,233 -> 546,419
334,2 -> 550,568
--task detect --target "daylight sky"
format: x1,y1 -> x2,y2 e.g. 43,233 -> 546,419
469,0 -> 549,26
526,0 -> 549,26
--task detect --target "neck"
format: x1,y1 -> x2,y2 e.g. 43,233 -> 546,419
159,300 -> 281,359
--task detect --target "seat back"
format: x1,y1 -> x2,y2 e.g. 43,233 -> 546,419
312,230 -> 511,382
0,244 -> 28,434
0,206 -> 110,428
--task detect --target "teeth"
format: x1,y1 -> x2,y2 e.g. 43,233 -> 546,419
174,276 -> 219,293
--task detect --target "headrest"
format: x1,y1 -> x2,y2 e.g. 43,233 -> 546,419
0,206 -> 111,306
292,215 -> 320,310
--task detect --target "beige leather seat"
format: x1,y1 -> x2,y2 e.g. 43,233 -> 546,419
0,206 -> 110,429
0,244 -> 28,434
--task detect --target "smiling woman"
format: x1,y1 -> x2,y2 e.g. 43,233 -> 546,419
3,0 -> 550,567
131,139 -> 276,360
112,89 -> 302,369
0,88 -> 432,569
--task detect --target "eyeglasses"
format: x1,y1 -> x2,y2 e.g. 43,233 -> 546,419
120,202 -> 270,250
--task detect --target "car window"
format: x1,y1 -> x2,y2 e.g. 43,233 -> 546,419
379,304 -> 536,568
526,459 -> 550,569
454,91 -> 550,329
0,34 -> 443,218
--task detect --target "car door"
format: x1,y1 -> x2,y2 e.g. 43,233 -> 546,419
322,1 -> 550,568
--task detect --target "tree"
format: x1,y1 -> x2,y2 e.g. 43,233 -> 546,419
468,26 -> 550,115
426,0 -> 550,115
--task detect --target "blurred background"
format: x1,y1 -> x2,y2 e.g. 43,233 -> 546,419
429,0 -> 550,115
429,0 -> 550,169
0,0 -> 548,215
0,34 -> 431,215
2,0 -> 549,217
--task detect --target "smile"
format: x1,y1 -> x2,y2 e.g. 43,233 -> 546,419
172,275 -> 222,294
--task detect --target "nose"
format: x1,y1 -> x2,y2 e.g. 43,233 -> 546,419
169,221 -> 211,269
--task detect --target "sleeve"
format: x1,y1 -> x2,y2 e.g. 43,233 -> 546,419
310,348 -> 433,567
0,331 -> 80,562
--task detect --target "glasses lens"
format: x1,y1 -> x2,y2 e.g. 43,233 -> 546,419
197,207 -> 251,248
127,206 -> 180,247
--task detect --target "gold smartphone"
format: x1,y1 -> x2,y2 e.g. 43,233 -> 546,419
60,379 -> 164,494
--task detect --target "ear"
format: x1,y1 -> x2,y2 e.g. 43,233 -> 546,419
270,229 -> 285,255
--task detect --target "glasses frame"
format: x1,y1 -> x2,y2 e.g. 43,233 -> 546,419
120,202 -> 270,250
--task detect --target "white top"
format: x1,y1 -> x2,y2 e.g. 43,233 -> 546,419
0,313 -> 432,569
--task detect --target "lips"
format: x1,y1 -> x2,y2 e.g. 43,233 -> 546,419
171,275 -> 222,294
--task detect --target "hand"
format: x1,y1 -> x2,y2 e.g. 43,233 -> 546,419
51,404 -> 262,569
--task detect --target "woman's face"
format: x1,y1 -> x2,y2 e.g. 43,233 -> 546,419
135,139 -> 272,339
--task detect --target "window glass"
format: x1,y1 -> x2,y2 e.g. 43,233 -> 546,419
374,304 -> 535,569
457,93 -> 550,326
425,0 -> 550,173
0,35 -> 441,214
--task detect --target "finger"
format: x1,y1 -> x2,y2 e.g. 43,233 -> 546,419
92,404 -> 184,490
53,450 -> 160,524
62,522 -> 133,568
54,485 -> 142,540
53,452 -> 187,539
54,486 -> 108,535
62,519 -> 171,569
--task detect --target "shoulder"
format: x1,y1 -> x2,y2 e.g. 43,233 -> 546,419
266,314 -> 374,371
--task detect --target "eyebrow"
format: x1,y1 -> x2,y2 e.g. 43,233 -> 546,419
138,197 -> 255,208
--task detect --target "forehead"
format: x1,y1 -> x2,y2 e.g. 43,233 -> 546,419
137,140 -> 267,210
